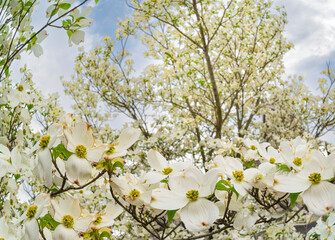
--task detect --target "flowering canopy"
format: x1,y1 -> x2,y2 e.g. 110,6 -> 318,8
0,0 -> 335,239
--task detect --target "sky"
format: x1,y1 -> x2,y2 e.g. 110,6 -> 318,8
12,0 -> 335,141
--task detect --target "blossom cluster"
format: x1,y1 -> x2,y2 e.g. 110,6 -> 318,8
0,106 -> 334,239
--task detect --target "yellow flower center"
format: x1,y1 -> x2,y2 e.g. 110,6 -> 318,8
106,145 -> 115,155
293,157 -> 302,166
269,158 -> 276,164
186,190 -> 199,201
309,172 -> 321,184
254,173 -> 263,182
162,167 -> 173,175
93,215 -> 102,225
62,215 -> 74,228
39,135 -> 50,148
18,84 -> 24,91
250,145 -> 257,150
75,145 -> 87,158
233,170 -> 244,182
248,204 -> 256,212
130,189 -> 140,198
26,205 -> 37,218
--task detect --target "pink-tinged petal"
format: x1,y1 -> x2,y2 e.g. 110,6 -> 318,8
24,219 -> 39,240
43,228 -> 53,240
37,148 -> 53,187
96,203 -> 124,228
279,141 -> 294,165
179,199 -> 219,232
74,217 -> 91,232
93,203 -> 124,229
0,158 -> 12,178
302,181 -> 335,216
143,171 -> 166,185
87,145 -> 106,163
151,188 -> 188,210
328,212 -> 335,226
107,150 -> 127,159
52,224 -> 79,240
70,30 -> 85,45
327,151 -> 335,169
200,168 -> 220,197
65,122 -> 94,151
116,127 -> 140,151
147,149 -> 167,171
10,146 -> 22,171
65,155 -> 92,186
220,157 -> 243,177
232,181 -> 249,196
170,161 -> 192,172
233,210 -> 257,231
52,197 -> 82,222
273,173 -> 310,193
169,167 -> 202,195
0,144 -> 10,160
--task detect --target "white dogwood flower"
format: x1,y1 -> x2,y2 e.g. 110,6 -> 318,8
151,167 -> 220,232
274,151 -> 335,215
143,149 -> 191,185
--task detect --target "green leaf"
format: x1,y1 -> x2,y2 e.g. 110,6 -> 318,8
74,16 -> 86,23
25,1 -> 33,7
50,6 -> 59,17
215,180 -> 239,199
276,163 -> 291,172
51,144 -> 73,160
59,3 -> 71,10
27,104 -> 34,110
165,52 -> 173,59
112,161 -> 124,173
95,0 -> 99,3
243,160 -> 255,168
160,179 -> 168,184
289,192 -> 301,208
67,29 -> 73,39
215,179 -> 231,191
14,174 -> 21,181
167,209 -> 178,225
39,213 -> 60,230
99,231 -> 111,240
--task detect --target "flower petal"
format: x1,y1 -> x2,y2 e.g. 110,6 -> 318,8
273,173 -> 310,193
143,171 -> 166,185
116,127 -> 140,152
52,197 -> 82,222
65,155 -> 92,186
86,145 -> 106,163
147,149 -> 167,171
151,188 -> 188,210
169,167 -> 202,195
302,181 -> 335,215
52,224 -> 79,240
37,148 -> 53,187
179,199 -> 219,232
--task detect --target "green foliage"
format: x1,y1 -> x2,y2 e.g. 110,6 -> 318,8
52,144 -> 74,160
289,192 -> 302,208
167,209 -> 178,225
215,179 -> 239,199
39,213 -> 60,230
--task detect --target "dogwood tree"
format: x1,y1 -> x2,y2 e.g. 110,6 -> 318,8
0,0 -> 335,239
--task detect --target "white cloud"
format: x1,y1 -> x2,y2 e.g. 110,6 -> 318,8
278,0 -> 335,86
